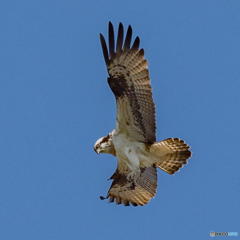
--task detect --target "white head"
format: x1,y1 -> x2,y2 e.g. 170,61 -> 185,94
94,133 -> 115,155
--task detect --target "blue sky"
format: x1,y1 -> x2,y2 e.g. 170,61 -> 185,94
0,0 -> 239,239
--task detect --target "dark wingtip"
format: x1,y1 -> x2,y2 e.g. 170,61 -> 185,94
99,33 -> 109,66
108,21 -> 115,58
99,33 -> 105,42
132,36 -> 140,50
108,21 -> 114,33
128,25 -> 132,34
131,202 -> 138,207
123,24 -> 132,50
116,22 -> 124,53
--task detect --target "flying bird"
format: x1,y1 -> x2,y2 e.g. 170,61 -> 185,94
94,22 -> 191,206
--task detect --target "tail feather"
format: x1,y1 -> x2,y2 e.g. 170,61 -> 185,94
150,138 -> 191,174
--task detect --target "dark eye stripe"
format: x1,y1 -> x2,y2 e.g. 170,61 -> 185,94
102,135 -> 109,142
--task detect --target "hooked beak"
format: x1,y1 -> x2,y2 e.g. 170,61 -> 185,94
94,147 -> 100,154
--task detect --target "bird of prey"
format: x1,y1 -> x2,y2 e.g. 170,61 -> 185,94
94,22 -> 191,206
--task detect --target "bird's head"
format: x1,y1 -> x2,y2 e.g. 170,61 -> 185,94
94,133 -> 115,155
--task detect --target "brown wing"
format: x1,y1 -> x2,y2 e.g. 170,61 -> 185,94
150,138 -> 191,174
101,166 -> 157,206
100,22 -> 156,143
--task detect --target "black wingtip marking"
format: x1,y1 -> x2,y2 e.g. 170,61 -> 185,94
99,33 -> 109,65
108,22 -> 115,58
116,22 -> 124,53
100,23 -> 141,66
123,25 -> 132,50
132,36 -> 140,50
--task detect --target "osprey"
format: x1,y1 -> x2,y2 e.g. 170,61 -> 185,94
94,22 -> 191,206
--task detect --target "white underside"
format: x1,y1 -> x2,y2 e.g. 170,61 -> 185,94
111,129 -> 152,173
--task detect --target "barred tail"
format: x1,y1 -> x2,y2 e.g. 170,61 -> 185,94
150,138 -> 191,174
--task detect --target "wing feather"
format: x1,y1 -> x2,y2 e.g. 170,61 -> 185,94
116,23 -> 124,52
101,166 -> 157,206
123,25 -> 132,50
99,34 -> 109,66
108,22 -> 115,58
99,22 -> 156,143
132,36 -> 140,50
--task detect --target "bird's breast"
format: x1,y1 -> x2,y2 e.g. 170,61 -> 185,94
112,132 -> 147,171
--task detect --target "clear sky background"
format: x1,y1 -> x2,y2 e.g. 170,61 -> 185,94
0,0 -> 239,239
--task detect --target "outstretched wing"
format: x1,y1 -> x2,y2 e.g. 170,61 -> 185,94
100,22 -> 156,143
101,166 -> 157,206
